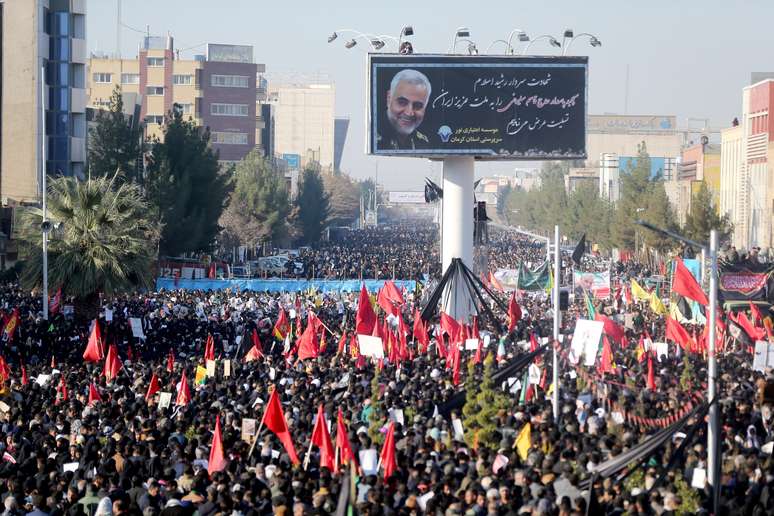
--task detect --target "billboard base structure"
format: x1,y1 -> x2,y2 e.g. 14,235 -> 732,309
440,157 -> 474,318
420,257 -> 507,331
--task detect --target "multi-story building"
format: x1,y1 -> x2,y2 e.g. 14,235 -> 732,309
266,82 -> 335,171
88,39 -> 262,166
664,142 -> 721,226
1,0 -> 87,205
720,79 -> 774,250
333,117 -> 349,172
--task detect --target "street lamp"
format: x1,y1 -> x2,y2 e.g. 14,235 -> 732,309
520,35 -> 561,55
562,32 -> 602,56
328,29 -> 389,51
485,30 -> 529,54
448,27 -> 471,53
398,25 -> 414,47
635,220 -> 719,515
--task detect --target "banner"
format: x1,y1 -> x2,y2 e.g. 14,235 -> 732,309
573,270 -> 611,299
156,278 -> 417,293
718,262 -> 774,302
516,261 -> 551,291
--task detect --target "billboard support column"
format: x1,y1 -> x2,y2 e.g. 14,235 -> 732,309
441,157 -> 474,319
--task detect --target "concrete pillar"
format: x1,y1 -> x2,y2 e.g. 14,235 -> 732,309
441,157 -> 474,319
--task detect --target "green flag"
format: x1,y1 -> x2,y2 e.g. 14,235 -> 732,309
584,290 -> 596,319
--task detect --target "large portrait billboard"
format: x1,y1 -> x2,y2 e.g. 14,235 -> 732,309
368,54 -> 587,159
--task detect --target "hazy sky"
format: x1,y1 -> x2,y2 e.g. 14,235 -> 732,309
87,0 -> 773,190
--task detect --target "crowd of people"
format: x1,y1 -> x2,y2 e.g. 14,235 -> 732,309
0,226 -> 769,515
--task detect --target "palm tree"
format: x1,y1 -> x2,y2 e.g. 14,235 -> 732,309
16,175 -> 159,318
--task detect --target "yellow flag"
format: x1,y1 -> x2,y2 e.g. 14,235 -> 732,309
514,422 -> 531,460
546,382 -> 554,397
649,292 -> 667,315
631,279 -> 650,302
194,365 -> 207,385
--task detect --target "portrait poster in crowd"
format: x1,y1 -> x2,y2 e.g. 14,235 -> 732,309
358,335 -> 384,358
129,318 -> 145,339
573,270 -> 611,299
157,392 -> 172,411
570,319 -> 604,366
368,54 -> 587,159
753,341 -> 774,373
493,269 -> 519,292
241,418 -> 257,443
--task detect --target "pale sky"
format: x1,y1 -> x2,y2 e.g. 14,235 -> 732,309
87,0 -> 774,190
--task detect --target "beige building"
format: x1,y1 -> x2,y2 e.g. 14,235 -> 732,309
266,82 -> 335,170
1,0 -> 87,205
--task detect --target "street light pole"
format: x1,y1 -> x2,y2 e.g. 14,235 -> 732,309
707,229 -> 719,511
552,225 -> 560,422
41,66 -> 49,321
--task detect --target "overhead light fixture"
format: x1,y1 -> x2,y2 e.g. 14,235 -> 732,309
327,32 -> 338,43
344,39 -> 357,49
549,37 -> 561,47
563,28 -> 574,38
457,27 -> 470,38
519,33 -> 530,42
371,39 -> 385,50
402,26 -> 414,37
590,37 -> 602,47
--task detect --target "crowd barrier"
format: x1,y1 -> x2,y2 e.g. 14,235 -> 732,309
155,278 -> 418,293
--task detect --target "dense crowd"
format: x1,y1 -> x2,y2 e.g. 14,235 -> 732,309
0,227 -> 770,516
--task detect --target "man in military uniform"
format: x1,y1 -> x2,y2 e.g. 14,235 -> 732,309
377,69 -> 432,151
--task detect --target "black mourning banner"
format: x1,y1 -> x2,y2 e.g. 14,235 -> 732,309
368,54 -> 588,159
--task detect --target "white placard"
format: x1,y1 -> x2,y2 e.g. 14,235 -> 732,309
358,335 -> 384,358
452,418 -> 465,441
483,335 -> 491,348
63,463 -> 79,473
129,318 -> 145,339
105,309 -> 113,322
465,338 -> 479,351
35,374 -> 51,387
223,359 -> 231,377
158,392 -> 172,410
571,319 -> 604,366
691,467 -> 706,489
753,341 -> 774,373
528,363 -> 541,385
654,342 -> 669,362
206,360 -> 216,377
389,408 -> 404,426
271,449 -> 280,459
359,449 -> 378,476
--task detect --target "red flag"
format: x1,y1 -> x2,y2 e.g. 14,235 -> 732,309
176,370 -> 191,406
208,415 -> 227,475
473,339 -> 483,365
672,257 -> 708,306
471,316 -> 480,340
204,334 -> 216,362
297,316 -> 320,361
261,389 -> 300,465
55,375 -> 68,405
244,329 -> 264,362
49,287 -> 62,315
377,288 -> 398,316
103,344 -> 122,382
412,310 -> 429,351
451,344 -> 461,386
20,365 -> 28,386
665,316 -> 692,350
145,372 -> 161,401
83,320 -> 104,363
750,302 -> 764,325
0,356 -> 10,383
335,408 -> 356,472
737,311 -> 766,341
337,331 -> 348,355
383,280 -> 404,306
529,333 -> 539,353
646,356 -> 656,391
88,383 -> 102,406
480,273 -> 492,290
508,293 -> 522,332
379,421 -> 397,482
636,336 -> 647,363
599,336 -> 614,374
594,314 -> 626,345
355,285 -> 377,335
397,314 -> 409,360
126,344 -> 134,362
311,404 -> 335,471
2,309 -> 19,343
440,312 -> 462,343
273,308 -> 290,340
489,271 -> 504,292
167,351 -> 175,373
350,334 -> 359,359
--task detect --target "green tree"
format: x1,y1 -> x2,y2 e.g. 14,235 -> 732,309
683,182 -> 733,244
565,181 -> 615,249
614,142 -> 653,249
641,180 -> 678,253
147,108 -> 231,256
367,370 -> 385,445
680,353 -> 695,391
17,175 -> 159,318
296,166 -> 330,244
88,86 -> 144,182
462,354 -> 509,450
323,172 -> 360,226
219,150 -> 291,249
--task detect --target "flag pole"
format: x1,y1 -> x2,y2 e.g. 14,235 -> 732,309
707,229 -> 719,515
552,225 -> 560,422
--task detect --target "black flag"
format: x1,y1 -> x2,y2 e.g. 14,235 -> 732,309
572,233 -> 586,265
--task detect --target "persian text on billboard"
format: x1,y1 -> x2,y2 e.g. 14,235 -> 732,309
368,54 -> 587,159
720,272 -> 768,294
388,191 -> 425,204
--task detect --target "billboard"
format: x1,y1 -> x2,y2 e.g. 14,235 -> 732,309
587,115 -> 676,134
281,153 -> 301,170
207,44 -> 253,64
388,191 -> 425,204
719,262 -> 774,302
368,54 -> 587,159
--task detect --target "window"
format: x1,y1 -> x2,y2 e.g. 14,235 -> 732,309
49,37 -> 69,60
173,74 -> 192,85
174,103 -> 193,115
92,73 -> 112,84
121,73 -> 139,84
146,86 -> 164,96
147,57 -> 164,67
211,103 -> 249,116
145,115 -> 164,125
211,132 -> 248,145
211,74 -> 248,88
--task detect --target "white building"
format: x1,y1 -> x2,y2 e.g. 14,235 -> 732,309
598,153 -> 620,202
720,124 -> 745,247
